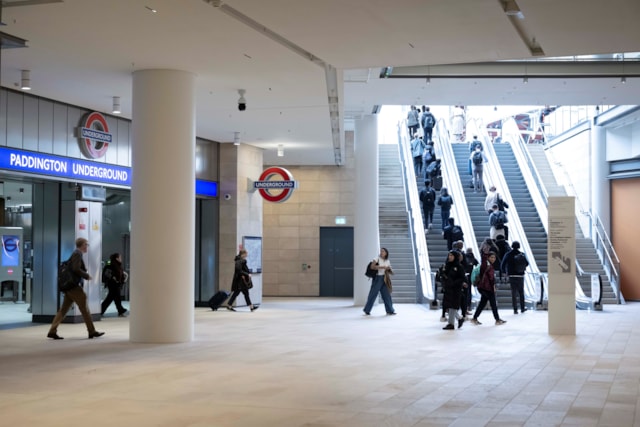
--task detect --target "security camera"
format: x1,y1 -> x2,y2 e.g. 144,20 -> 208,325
224,194 -> 231,200
238,89 -> 246,111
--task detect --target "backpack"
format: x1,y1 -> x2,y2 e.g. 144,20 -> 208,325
472,151 -> 483,165
494,213 -> 505,230
423,113 -> 435,128
438,195 -> 452,210
470,264 -> 481,286
420,188 -> 435,205
57,258 -> 76,292
102,264 -> 114,285
423,147 -> 433,163
451,225 -> 464,242
512,253 -> 529,274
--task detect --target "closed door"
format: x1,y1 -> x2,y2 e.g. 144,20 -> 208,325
319,227 -> 354,297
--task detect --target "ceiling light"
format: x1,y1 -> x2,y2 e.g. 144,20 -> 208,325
145,6 -> 157,13
112,96 -> 121,114
277,144 -> 284,157
233,131 -> 240,146
523,77 -> 528,84
426,76 -> 431,84
20,70 -> 30,90
621,76 -> 627,84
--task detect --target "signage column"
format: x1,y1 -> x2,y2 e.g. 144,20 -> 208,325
547,196 -> 576,335
130,70 -> 196,343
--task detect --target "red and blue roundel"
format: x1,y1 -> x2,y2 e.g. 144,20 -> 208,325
79,112 -> 112,159
254,167 -> 297,203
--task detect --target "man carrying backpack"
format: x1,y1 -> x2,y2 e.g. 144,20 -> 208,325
443,217 -> 464,250
501,241 -> 529,314
488,204 -> 507,240
410,135 -> 425,178
419,179 -> 436,231
469,145 -> 487,193
421,107 -> 436,142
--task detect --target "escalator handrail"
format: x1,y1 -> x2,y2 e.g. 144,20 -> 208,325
396,120 -> 432,301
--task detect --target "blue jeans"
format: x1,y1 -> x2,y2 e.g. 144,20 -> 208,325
441,209 -> 450,229
364,275 -> 395,314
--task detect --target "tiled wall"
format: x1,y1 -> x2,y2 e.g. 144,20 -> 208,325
262,132 -> 355,296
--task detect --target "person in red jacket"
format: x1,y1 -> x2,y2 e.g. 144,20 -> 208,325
470,252 -> 506,326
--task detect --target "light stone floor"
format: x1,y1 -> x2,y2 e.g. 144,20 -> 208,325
1,298 -> 640,427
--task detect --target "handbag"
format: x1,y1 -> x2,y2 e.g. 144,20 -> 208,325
365,260 -> 378,279
241,275 -> 253,289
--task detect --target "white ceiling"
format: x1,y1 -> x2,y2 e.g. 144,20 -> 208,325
1,0 -> 639,166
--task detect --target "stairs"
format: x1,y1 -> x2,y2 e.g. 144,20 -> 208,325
527,144 -> 618,304
493,144 -> 548,273
378,144 -> 417,303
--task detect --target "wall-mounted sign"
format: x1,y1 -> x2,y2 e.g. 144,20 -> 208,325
0,147 -> 129,185
78,112 -> 112,159
253,167 -> 297,203
0,147 -> 218,197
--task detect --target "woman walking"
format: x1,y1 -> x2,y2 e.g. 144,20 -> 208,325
438,250 -> 466,330
100,252 -> 128,317
363,248 -> 396,316
470,252 -> 506,326
226,249 -> 259,312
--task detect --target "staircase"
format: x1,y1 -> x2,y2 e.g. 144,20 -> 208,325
493,144 -> 548,273
527,144 -> 618,304
378,144 -> 417,303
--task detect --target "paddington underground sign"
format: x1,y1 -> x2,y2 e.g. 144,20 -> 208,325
0,147 -> 130,186
0,147 -> 219,197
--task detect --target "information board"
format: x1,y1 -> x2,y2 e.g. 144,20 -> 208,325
242,236 -> 262,273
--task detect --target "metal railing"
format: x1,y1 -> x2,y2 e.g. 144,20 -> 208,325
591,215 -> 623,304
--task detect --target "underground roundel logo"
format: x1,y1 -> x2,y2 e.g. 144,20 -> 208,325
78,112 -> 112,159
254,167 -> 297,203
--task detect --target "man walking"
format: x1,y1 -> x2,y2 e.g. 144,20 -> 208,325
47,237 -> 105,340
469,146 -> 487,193
501,241 -> 529,314
419,179 -> 436,231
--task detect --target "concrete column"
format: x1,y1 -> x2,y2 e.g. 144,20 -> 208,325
130,70 -> 196,343
591,124 -> 609,230
354,115 -> 380,306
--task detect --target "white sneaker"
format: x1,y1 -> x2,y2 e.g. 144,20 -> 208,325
440,316 -> 447,322
495,319 -> 507,325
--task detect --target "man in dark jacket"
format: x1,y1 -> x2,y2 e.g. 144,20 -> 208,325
419,180 -> 436,231
501,241 -> 529,314
443,217 -> 464,251
47,237 -> 105,340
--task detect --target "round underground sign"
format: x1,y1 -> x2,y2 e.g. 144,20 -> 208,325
254,167 -> 297,203
78,112 -> 112,159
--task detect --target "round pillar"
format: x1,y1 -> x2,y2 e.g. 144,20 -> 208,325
130,69 -> 196,343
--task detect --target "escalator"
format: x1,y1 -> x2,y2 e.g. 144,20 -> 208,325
493,144 -> 548,272
450,143 -> 517,307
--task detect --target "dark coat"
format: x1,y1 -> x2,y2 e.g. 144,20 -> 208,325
232,255 -> 251,292
102,260 -> 124,288
439,261 -> 466,310
69,248 -> 90,287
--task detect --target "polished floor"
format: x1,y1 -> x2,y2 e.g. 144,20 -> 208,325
1,298 -> 639,427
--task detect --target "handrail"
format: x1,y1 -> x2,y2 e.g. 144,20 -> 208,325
396,120 -> 432,302
591,215 -> 623,304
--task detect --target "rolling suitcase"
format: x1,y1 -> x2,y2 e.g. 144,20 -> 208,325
432,175 -> 443,191
208,290 -> 230,311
